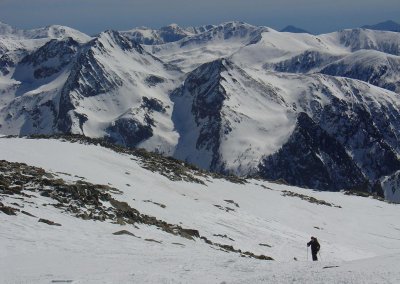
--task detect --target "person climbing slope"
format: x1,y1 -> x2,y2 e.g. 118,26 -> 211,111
307,236 -> 320,261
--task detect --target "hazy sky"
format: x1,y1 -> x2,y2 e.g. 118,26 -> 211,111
0,0 -> 399,35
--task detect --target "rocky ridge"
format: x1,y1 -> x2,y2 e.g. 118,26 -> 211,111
0,150 -> 270,260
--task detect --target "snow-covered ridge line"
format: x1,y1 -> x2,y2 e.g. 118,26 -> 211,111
12,134 -> 246,184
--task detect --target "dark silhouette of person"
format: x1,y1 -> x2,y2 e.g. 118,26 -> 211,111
307,236 -> 320,261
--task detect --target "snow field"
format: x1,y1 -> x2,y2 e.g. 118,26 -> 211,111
1,138 -> 400,283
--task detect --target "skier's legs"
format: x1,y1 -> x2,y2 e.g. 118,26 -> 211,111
312,253 -> 318,261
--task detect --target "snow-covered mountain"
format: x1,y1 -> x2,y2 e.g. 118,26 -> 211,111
1,136 -> 400,283
0,22 -> 91,85
121,23 -> 213,45
172,59 -> 400,193
0,30 -> 182,155
144,21 -> 269,72
320,50 -> 400,92
1,20 -> 400,201
232,28 -> 400,92
55,30 -> 181,149
0,22 -> 91,42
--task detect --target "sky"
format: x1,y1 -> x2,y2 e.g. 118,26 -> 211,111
0,0 -> 399,35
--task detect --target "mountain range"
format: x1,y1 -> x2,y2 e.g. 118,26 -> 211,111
1,20 -> 400,202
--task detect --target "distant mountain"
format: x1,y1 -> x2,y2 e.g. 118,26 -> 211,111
320,50 -> 400,93
0,21 -> 16,35
0,22 -> 90,42
145,21 -> 269,72
362,20 -> 400,32
121,24 -> 195,45
280,25 -> 310,34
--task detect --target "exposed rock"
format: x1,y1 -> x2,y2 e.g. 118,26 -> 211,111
106,116 -> 153,147
281,190 -> 342,208
113,230 -> 139,237
143,200 -> 166,208
144,75 -> 165,87
224,200 -> 239,208
200,236 -> 274,261
38,218 -> 62,226
213,234 -> 235,241
179,229 -> 200,240
21,211 -> 37,217
0,203 -> 19,215
343,190 -> 385,201
144,238 -> 162,244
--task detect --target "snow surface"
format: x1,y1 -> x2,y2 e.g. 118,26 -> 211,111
1,137 -> 400,283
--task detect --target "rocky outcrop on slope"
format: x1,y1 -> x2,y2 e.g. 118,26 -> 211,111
318,94 -> 400,181
15,37 -> 80,80
0,159 -> 201,234
171,59 -> 228,170
0,158 -> 269,260
264,50 -> 342,73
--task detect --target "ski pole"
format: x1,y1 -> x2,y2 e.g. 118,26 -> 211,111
307,247 -> 308,261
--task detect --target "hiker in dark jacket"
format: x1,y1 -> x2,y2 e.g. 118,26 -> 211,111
307,236 -> 320,261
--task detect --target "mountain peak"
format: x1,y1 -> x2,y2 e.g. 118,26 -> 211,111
218,21 -> 253,28
93,29 -> 143,52
164,23 -> 180,29
280,25 -> 310,34
362,20 -> 400,32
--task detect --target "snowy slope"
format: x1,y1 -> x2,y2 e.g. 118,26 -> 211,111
1,137 -> 400,283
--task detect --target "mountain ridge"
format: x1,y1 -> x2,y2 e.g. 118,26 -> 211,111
1,20 -> 400,201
